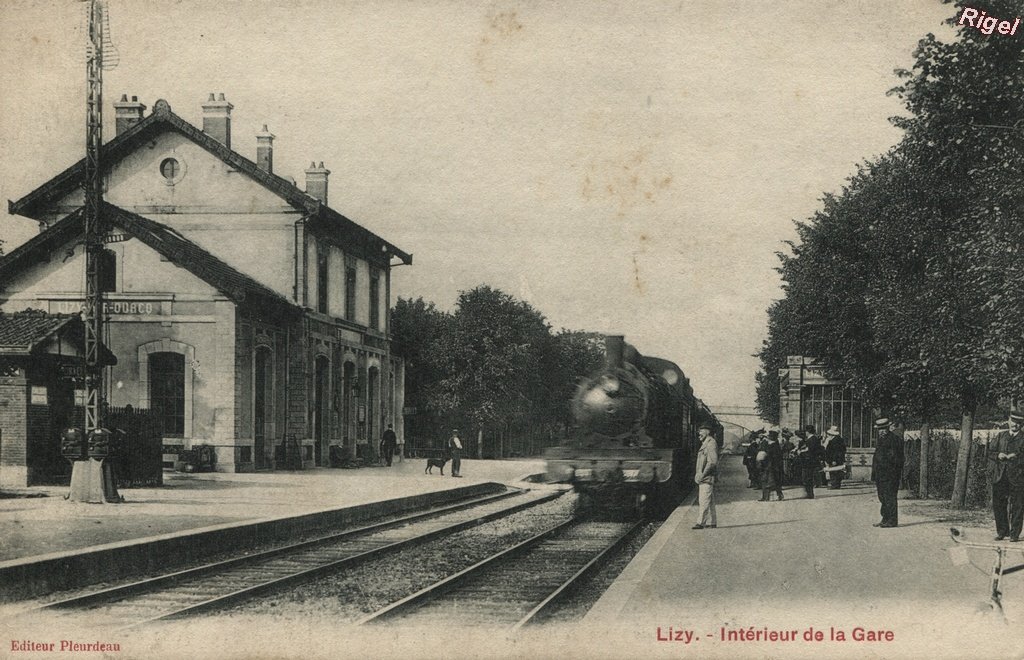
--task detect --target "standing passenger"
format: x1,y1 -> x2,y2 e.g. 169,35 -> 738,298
794,430 -> 816,499
381,424 -> 398,467
758,431 -> 785,502
769,427 -> 785,495
448,429 -> 463,478
823,426 -> 847,489
779,428 -> 795,484
805,425 -> 825,487
743,431 -> 762,489
872,419 -> 904,528
987,410 -> 1024,542
692,422 -> 718,530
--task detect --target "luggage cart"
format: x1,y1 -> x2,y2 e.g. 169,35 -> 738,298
949,527 -> 1024,621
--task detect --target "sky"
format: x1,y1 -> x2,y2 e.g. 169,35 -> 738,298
0,0 -> 955,409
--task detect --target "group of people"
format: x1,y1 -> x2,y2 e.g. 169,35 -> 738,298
378,426 -> 464,477
700,418 -> 899,530
741,424 -> 848,502
693,408 -> 1024,538
870,409 -> 1024,534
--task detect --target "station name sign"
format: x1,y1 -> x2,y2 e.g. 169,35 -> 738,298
49,300 -> 160,316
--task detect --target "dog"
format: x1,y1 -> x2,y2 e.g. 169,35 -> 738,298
425,457 -> 449,475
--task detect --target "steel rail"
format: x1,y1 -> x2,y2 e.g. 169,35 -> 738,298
355,517 -> 577,625
512,519 -> 641,628
357,517 -> 640,628
37,489 -> 520,612
128,490 -> 560,627
25,488 -> 560,626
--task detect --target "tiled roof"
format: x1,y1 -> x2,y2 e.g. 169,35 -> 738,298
7,99 -> 411,265
0,204 -> 301,313
0,310 -> 74,354
103,203 -> 300,310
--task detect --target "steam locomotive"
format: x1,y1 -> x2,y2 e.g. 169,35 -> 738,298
544,335 -> 722,518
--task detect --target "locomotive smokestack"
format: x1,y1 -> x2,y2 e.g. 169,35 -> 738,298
605,335 -> 625,369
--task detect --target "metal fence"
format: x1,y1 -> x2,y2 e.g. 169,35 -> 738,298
105,405 -> 163,488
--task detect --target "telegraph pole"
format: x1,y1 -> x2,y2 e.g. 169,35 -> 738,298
83,0 -> 104,434
67,0 -> 120,502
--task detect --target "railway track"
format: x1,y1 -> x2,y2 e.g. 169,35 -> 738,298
357,517 -> 641,628
21,488 -> 562,629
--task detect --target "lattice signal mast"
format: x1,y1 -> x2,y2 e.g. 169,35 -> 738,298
82,0 -> 117,433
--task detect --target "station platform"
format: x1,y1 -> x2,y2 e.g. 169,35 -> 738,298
582,455 -> 1024,659
0,457 -> 543,600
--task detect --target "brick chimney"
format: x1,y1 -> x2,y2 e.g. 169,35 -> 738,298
305,162 -> 330,205
256,124 -> 275,173
202,92 -> 233,149
113,94 -> 146,136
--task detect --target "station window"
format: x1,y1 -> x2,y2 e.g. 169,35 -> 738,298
802,385 -> 875,449
150,351 -> 185,437
369,275 -> 380,330
317,245 -> 329,314
98,248 -> 116,293
345,267 -> 357,321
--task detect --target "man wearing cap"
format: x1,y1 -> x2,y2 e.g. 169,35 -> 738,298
447,429 -> 463,478
805,425 -> 826,487
871,419 -> 904,528
380,424 -> 398,467
692,423 -> 718,530
797,426 -> 822,498
986,410 -> 1024,542
757,428 -> 785,502
793,429 -> 814,498
742,430 -> 763,489
823,426 -> 847,490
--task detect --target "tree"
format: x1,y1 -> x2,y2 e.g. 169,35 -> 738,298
390,297 -> 452,446
885,0 -> 1024,504
756,160 -> 892,421
758,1 -> 1024,507
430,286 -> 552,457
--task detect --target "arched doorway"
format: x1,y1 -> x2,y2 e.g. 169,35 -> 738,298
253,347 -> 273,469
342,361 -> 356,459
150,351 -> 186,439
314,355 -> 330,466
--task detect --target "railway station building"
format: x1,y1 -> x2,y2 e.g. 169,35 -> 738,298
0,94 -> 411,485
778,355 -> 878,479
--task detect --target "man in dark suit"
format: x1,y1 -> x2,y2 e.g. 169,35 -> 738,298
871,418 -> 904,528
757,429 -> 785,502
823,426 -> 847,490
380,424 -> 398,467
742,431 -> 763,489
988,410 -> 1024,541
801,426 -> 823,498
805,425 -> 826,488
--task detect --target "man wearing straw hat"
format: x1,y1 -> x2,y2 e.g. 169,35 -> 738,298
692,422 -> 719,530
871,418 -> 904,528
987,410 -> 1024,542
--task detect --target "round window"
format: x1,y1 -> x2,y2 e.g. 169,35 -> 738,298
160,158 -> 180,180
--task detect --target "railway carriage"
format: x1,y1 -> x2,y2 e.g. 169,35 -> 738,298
544,335 -> 720,518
